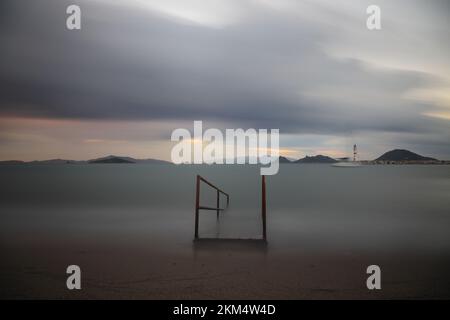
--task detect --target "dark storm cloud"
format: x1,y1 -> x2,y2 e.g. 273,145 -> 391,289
0,0 -> 449,140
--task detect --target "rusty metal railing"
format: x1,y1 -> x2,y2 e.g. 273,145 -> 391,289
195,175 -> 230,239
261,175 -> 267,241
194,174 -> 267,241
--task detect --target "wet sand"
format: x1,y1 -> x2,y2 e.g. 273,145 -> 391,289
1,235 -> 449,299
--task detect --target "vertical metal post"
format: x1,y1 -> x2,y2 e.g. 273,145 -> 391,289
262,175 -> 267,241
195,175 -> 200,239
216,189 -> 220,220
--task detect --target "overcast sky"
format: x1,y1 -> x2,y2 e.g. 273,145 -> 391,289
0,0 -> 449,160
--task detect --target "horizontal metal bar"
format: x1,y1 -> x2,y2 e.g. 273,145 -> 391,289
194,237 -> 267,242
198,206 -> 226,211
198,175 -> 229,197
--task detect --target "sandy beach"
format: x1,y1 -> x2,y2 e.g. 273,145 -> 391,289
2,233 -> 450,299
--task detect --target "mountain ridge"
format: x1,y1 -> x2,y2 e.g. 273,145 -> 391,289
375,149 -> 436,162
0,155 -> 171,165
0,149 -> 443,165
294,155 -> 338,163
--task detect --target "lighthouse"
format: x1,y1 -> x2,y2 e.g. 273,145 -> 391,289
333,144 -> 361,167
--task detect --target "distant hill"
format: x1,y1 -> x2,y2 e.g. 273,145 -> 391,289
0,160 -> 25,165
279,156 -> 293,163
232,156 -> 294,164
0,155 -> 171,165
89,156 -> 135,164
375,149 -> 436,161
295,155 -> 338,163
28,159 -> 86,165
88,155 -> 171,164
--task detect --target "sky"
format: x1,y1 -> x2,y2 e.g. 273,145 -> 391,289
0,0 -> 449,161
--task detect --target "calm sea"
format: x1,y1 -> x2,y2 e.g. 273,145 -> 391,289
1,164 -> 450,254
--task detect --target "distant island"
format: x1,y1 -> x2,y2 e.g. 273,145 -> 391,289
278,155 -> 337,163
374,149 -> 436,162
279,149 -> 447,165
89,156 -> 134,164
361,149 -> 447,165
294,155 -> 338,164
278,156 -> 294,163
0,149 -> 448,165
88,155 -> 170,164
0,155 -> 171,165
